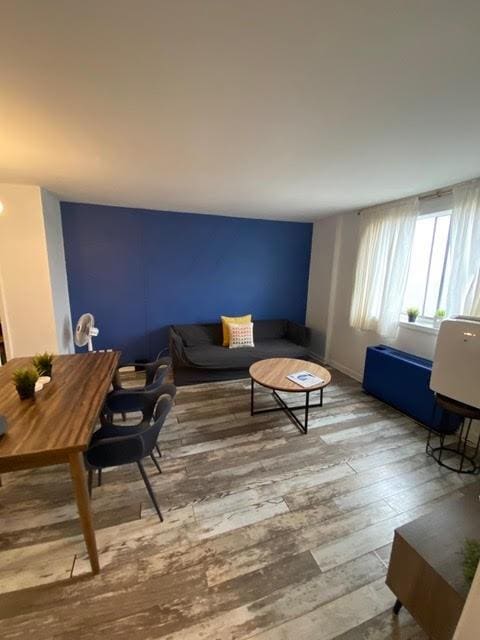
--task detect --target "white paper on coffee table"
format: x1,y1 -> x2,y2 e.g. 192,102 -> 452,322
287,371 -> 324,388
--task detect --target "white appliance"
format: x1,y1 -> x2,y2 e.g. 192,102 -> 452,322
430,316 -> 480,409
74,313 -> 99,352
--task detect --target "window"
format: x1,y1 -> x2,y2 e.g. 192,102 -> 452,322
403,209 -> 451,319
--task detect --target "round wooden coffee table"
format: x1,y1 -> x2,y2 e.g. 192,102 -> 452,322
249,358 -> 331,434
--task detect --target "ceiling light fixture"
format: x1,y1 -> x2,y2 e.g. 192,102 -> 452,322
0,201 -> 4,215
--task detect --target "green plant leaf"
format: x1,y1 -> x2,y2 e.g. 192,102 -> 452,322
12,367 -> 39,396
32,352 -> 54,375
463,539 -> 480,584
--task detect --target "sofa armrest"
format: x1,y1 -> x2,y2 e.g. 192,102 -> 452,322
169,327 -> 188,368
286,321 -> 310,347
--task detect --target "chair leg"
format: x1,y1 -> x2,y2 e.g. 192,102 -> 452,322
97,468 -> 102,487
150,453 -> 162,474
155,443 -> 162,458
137,461 -> 163,522
88,469 -> 93,498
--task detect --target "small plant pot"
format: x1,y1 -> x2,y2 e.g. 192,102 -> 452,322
15,385 -> 36,400
32,354 -> 54,378
35,377 -> 51,393
407,315 -> 418,323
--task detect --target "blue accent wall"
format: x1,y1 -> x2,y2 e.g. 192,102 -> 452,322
61,203 -> 313,362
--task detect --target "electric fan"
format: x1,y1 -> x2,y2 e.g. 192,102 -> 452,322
74,313 -> 100,352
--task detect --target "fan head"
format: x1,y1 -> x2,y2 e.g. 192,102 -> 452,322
75,313 -> 96,348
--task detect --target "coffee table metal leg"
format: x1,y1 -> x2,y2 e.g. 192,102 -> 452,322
250,378 -> 326,435
250,378 -> 255,416
304,391 -> 310,434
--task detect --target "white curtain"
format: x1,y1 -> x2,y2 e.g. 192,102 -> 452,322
444,179 -> 480,317
349,197 -> 418,337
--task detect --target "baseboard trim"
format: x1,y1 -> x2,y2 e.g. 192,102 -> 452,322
307,352 -> 363,383
327,359 -> 363,383
308,351 -> 326,365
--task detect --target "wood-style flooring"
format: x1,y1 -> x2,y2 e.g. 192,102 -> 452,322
0,368 -> 476,639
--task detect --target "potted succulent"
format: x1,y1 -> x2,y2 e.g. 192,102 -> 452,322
406,307 -> 419,323
463,539 -> 480,584
434,309 -> 446,329
32,352 -> 54,377
12,367 -> 39,400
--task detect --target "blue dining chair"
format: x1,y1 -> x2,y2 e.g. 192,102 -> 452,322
96,383 -> 176,485
85,395 -> 173,521
112,354 -> 171,391
107,356 -> 172,421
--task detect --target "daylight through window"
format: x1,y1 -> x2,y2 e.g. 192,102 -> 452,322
403,210 -> 451,319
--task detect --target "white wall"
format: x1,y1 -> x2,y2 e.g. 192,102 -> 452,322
0,184 -> 73,358
306,215 -> 337,360
41,189 -> 74,353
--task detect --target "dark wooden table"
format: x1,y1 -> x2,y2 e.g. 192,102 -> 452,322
386,484 -> 480,640
0,352 -> 120,574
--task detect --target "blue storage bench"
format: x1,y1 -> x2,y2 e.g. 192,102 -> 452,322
363,345 -> 461,432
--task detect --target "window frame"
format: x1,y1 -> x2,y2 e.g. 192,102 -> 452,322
401,207 -> 452,326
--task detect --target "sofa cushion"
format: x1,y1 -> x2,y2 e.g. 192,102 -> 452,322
253,319 -> 287,340
183,338 -> 308,369
229,322 -> 255,349
221,314 -> 252,346
174,324 -> 221,347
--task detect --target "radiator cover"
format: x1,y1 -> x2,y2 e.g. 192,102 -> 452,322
363,345 -> 461,432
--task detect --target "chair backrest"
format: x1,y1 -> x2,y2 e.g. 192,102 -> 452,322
105,382 -> 176,426
140,395 -> 173,454
139,387 -> 165,423
141,382 -> 176,423
85,395 -> 173,469
138,383 -> 176,428
155,382 -> 177,406
145,357 -> 171,386
109,385 -> 166,424
146,366 -> 170,391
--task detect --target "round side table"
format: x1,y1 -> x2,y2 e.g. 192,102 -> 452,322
426,394 -> 480,474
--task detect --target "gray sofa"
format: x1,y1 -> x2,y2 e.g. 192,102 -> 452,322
170,319 -> 310,385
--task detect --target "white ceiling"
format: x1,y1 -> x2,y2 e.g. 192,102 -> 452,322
1,1 -> 480,221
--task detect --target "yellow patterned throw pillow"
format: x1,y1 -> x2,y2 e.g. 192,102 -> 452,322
221,314 -> 252,347
229,323 -> 255,349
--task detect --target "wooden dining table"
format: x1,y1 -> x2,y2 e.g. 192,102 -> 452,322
0,351 -> 120,574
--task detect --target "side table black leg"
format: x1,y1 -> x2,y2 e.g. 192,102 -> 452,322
393,599 -> 402,615
304,391 -> 310,434
459,418 -> 472,473
250,378 -> 254,416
